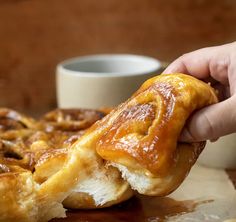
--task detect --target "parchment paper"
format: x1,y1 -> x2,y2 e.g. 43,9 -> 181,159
168,164 -> 236,222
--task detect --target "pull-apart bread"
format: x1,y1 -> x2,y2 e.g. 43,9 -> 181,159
0,73 -> 218,222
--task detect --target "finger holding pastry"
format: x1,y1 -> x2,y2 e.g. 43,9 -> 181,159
164,42 -> 236,142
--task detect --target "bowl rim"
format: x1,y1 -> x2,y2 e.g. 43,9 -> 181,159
56,54 -> 162,78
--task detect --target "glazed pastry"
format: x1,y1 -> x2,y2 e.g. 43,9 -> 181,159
37,73 -> 217,221
96,73 -> 218,195
0,73 -> 218,222
0,108 -> 112,222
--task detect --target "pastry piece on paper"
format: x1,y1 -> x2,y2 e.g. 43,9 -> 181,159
96,73 -> 218,195
0,108 -> 113,221
37,73 -> 217,221
0,73 -> 218,222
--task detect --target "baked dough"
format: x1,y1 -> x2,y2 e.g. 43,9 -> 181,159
37,73 -> 217,221
0,73 -> 218,222
96,73 -> 218,195
0,108 -> 127,222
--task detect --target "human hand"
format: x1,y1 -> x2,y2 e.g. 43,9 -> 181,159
164,42 -> 236,142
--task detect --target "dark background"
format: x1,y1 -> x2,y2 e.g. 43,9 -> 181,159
0,0 -> 236,114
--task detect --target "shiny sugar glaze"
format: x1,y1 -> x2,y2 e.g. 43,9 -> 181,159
52,195 -> 201,222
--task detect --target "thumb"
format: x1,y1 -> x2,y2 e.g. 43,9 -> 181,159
179,96 -> 236,142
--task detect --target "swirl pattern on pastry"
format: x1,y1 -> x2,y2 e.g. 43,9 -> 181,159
0,74 -> 218,222
96,73 -> 218,194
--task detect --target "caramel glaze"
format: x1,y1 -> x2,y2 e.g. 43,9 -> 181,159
41,108 -> 106,132
52,195 -> 200,222
0,108 -> 107,173
96,74 -> 218,175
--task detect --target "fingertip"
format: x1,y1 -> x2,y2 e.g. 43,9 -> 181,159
163,64 -> 173,74
163,59 -> 187,75
163,63 -> 179,74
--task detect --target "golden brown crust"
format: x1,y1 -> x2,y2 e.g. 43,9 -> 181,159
0,107 -> 113,221
40,108 -> 106,132
96,74 -> 218,175
0,168 -> 38,222
38,73 -> 217,210
0,73 -> 218,221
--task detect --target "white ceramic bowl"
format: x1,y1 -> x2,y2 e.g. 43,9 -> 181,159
198,133 -> 236,169
56,54 -> 162,109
